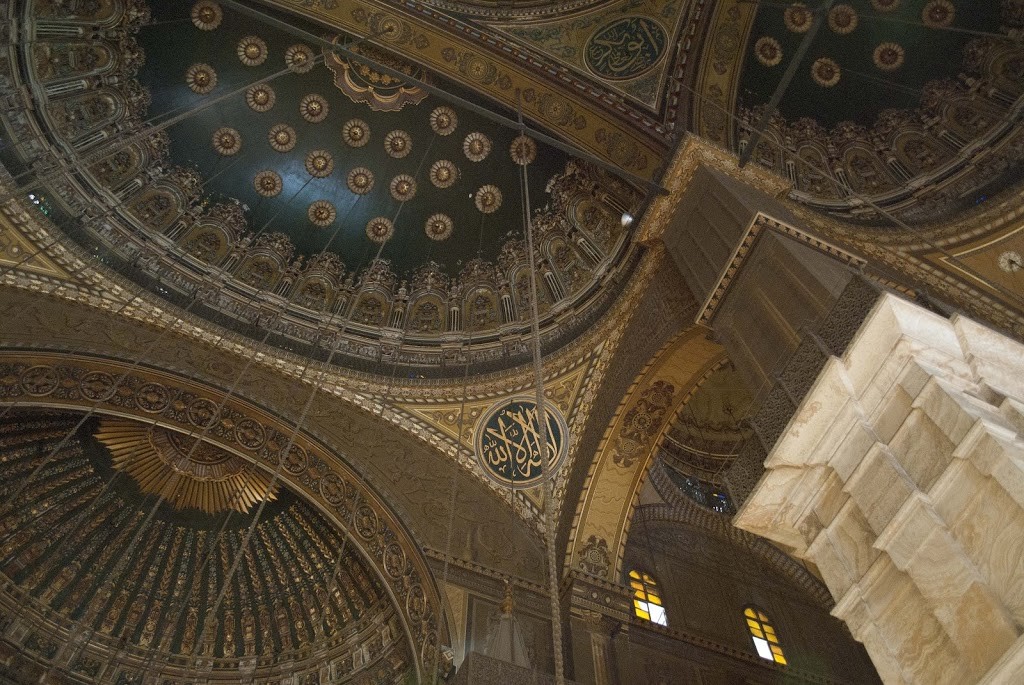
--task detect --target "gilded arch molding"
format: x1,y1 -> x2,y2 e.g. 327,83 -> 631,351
0,351 -> 449,681
566,326 -> 725,582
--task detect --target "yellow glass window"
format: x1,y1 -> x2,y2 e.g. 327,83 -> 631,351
744,606 -> 786,665
629,570 -> 667,626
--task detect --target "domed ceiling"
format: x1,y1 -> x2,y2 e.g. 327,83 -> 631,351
696,0 -> 1024,224
0,411 -> 411,683
6,0 -> 643,376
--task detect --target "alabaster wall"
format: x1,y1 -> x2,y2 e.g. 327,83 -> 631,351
736,293 -> 1024,684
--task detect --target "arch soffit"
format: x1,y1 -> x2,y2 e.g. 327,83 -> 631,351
566,326 -> 726,581
0,350 -> 446,680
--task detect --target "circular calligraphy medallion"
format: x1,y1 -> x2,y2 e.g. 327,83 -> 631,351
475,398 -> 568,488
584,17 -> 667,81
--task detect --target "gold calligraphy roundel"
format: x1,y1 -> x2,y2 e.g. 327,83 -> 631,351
585,16 -> 667,81
475,398 -> 568,488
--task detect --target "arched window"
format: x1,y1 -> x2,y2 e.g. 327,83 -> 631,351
628,570 -> 667,626
744,607 -> 786,665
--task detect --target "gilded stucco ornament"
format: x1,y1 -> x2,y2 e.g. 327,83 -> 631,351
474,185 -> 502,214
430,106 -> 458,135
347,167 -> 374,195
366,217 -> 394,243
811,57 -> 841,87
923,0 -> 955,28
784,3 -> 813,32
828,4 -> 858,34
212,127 -> 241,156
509,135 -> 536,165
254,170 -> 283,197
308,200 -> 337,227
384,130 -> 412,158
245,84 -> 275,112
463,132 -> 491,162
754,37 -> 782,67
268,124 -> 297,152
285,44 -> 315,73
429,159 -> 457,188
237,36 -> 268,67
424,213 -> 453,241
999,251 -> 1022,273
185,63 -> 216,94
342,118 -> 370,147
305,150 -> 335,178
191,1 -> 222,31
873,43 -> 905,71
390,174 -> 417,202
300,94 -> 329,122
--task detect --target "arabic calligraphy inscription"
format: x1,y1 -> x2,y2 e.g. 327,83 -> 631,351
585,17 -> 667,81
475,399 -> 568,488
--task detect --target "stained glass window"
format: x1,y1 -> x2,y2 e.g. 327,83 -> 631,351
628,570 -> 667,626
744,606 -> 786,665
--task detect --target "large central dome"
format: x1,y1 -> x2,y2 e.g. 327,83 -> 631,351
10,0 -> 643,376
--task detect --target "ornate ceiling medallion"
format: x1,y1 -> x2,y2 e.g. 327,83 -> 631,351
999,251 -> 1022,273
429,159 -> 458,188
871,0 -> 900,11
811,58 -> 842,87
430,106 -> 458,136
828,5 -> 858,34
463,132 -> 491,162
324,38 -> 430,112
784,3 -> 813,33
474,398 -> 569,488
268,124 -> 297,152
191,1 -> 222,31
474,185 -> 502,214
922,0 -> 955,28
300,94 -> 329,123
97,418 -> 279,515
873,43 -> 905,71
510,135 -> 537,166
308,200 -> 337,227
390,174 -> 417,202
347,167 -> 375,194
584,17 -> 667,81
384,130 -> 412,158
212,127 -> 241,156
366,217 -> 394,243
755,37 -> 783,67
285,44 -> 315,74
237,36 -> 269,67
342,118 -> 370,147
185,63 -> 217,94
254,170 -> 283,197
305,150 -> 334,178
245,84 -> 275,112
425,213 -> 453,241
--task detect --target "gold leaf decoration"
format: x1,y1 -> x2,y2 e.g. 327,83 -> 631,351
191,1 -> 222,31
96,418 -> 278,515
463,132 -> 491,162
347,167 -> 375,195
237,36 -> 268,67
342,118 -> 370,147
185,63 -> 217,94
300,94 -> 329,123
212,127 -> 241,156
425,213 -> 453,241
430,106 -> 458,135
254,170 -> 283,197
390,174 -> 417,202
268,124 -> 297,152
474,184 -> 502,214
245,84 -> 275,112
285,44 -> 315,74
305,150 -> 335,178
308,200 -> 337,227
510,135 -> 537,166
429,159 -> 458,188
366,217 -> 394,243
384,130 -> 412,158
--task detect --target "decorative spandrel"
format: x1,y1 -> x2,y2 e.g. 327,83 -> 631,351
475,399 -> 568,488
